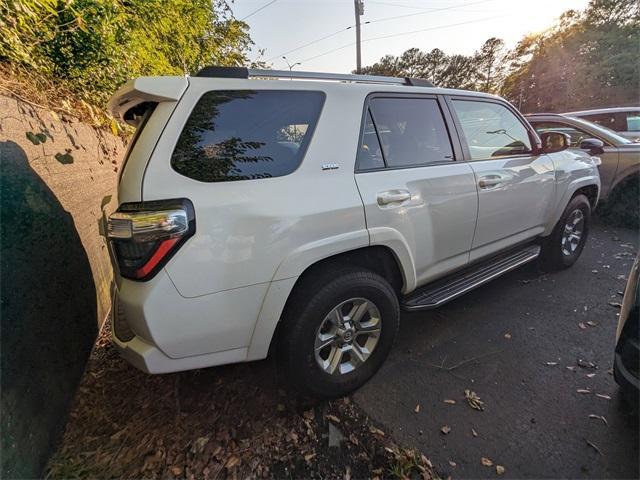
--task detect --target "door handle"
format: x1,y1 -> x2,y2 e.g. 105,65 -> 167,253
377,189 -> 411,205
478,175 -> 504,189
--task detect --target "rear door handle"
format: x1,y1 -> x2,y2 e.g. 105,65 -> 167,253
377,189 -> 411,205
478,174 -> 504,189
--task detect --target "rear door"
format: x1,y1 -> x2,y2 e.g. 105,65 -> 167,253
354,94 -> 478,291
448,97 -> 555,261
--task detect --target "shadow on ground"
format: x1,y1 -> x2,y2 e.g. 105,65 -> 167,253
1,141 -> 98,478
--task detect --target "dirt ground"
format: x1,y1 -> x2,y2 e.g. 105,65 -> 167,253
46,325 -> 436,480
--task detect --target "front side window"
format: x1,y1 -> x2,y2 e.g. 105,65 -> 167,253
357,97 -> 454,170
530,121 -> 591,147
171,90 -> 325,182
452,100 -> 532,160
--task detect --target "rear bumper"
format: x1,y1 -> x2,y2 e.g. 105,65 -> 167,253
111,314 -> 248,374
110,270 -> 267,373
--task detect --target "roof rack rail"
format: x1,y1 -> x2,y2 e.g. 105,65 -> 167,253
195,66 -> 434,87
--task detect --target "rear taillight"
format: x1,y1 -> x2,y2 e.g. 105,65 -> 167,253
107,198 -> 195,280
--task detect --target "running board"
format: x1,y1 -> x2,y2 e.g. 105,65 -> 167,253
402,245 -> 541,311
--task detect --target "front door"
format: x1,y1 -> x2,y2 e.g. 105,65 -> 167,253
354,94 -> 478,291
449,98 -> 556,261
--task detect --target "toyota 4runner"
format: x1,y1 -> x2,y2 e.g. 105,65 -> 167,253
104,67 -> 601,397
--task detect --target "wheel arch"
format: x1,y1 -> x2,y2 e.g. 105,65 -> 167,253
543,178 -> 600,236
246,245 -> 406,361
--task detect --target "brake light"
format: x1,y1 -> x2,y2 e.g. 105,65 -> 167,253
107,199 -> 195,280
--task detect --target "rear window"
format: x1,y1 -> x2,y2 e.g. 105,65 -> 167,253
171,90 -> 325,182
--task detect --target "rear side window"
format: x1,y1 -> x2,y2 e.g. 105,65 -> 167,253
357,97 -> 454,170
452,100 -> 532,160
171,90 -> 325,182
626,112 -> 640,132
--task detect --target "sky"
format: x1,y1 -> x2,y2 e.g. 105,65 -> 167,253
229,0 -> 590,73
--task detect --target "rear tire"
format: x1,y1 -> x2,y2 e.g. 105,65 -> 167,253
540,194 -> 591,270
278,267 -> 399,398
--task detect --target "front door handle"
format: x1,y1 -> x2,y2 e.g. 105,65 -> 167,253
377,189 -> 411,205
478,174 -> 504,189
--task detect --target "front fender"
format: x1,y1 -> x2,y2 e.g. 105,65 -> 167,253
544,174 -> 600,236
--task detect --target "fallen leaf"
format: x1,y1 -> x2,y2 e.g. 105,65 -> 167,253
481,457 -> 494,467
441,425 -> 451,435
169,466 -> 182,476
448,460 -> 457,467
578,322 -> 587,329
496,465 -> 505,475
504,333 -> 512,339
588,414 -> 608,426
566,366 -> 576,371
471,428 -> 478,437
596,394 -> 611,400
465,389 -> 485,411
586,321 -> 597,327
348,433 -> 359,445
191,437 -> 209,454
304,452 -> 316,462
326,414 -> 340,423
586,440 -> 603,455
586,373 -> 596,378
608,302 -> 622,309
577,389 -> 591,394
224,455 -> 240,469
545,362 -> 558,366
369,426 -> 385,436
444,399 -> 456,405
414,404 -> 421,413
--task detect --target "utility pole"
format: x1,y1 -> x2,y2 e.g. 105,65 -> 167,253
354,0 -> 364,74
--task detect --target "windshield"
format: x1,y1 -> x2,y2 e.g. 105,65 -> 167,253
567,116 -> 633,144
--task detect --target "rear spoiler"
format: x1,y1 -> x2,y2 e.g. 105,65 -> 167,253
107,76 -> 189,123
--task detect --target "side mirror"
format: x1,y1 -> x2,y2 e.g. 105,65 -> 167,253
579,138 -> 605,155
540,131 -> 570,153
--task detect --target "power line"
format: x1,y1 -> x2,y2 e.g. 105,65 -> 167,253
365,0 -> 495,25
241,0 -> 278,21
298,14 -> 506,64
265,0 -> 495,64
265,27 -> 350,62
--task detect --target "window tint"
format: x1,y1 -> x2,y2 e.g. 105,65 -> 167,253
358,97 -> 454,169
357,109 -> 386,170
171,90 -> 325,182
531,121 -> 591,147
626,112 -> 640,132
582,113 -> 624,131
452,100 -> 532,160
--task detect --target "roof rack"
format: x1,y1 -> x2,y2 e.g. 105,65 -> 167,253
195,66 -> 434,87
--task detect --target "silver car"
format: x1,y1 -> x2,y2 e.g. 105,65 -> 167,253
526,114 -> 639,206
564,107 -> 640,142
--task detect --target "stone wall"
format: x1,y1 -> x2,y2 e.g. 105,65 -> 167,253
0,94 -> 126,478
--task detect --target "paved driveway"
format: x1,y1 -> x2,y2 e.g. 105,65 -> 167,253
355,219 -> 639,479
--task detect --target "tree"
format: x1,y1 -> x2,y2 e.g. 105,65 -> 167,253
0,0 -> 253,105
473,37 -> 506,93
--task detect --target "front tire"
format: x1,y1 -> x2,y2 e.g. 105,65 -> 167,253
278,268 -> 400,398
540,194 -> 591,270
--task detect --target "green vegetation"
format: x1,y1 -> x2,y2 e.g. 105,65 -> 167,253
0,0 -> 252,107
361,0 -> 639,112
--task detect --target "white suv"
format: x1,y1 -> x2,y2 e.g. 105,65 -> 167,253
104,67 -> 600,397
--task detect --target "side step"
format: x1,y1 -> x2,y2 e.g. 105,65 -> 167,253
402,245 -> 541,311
